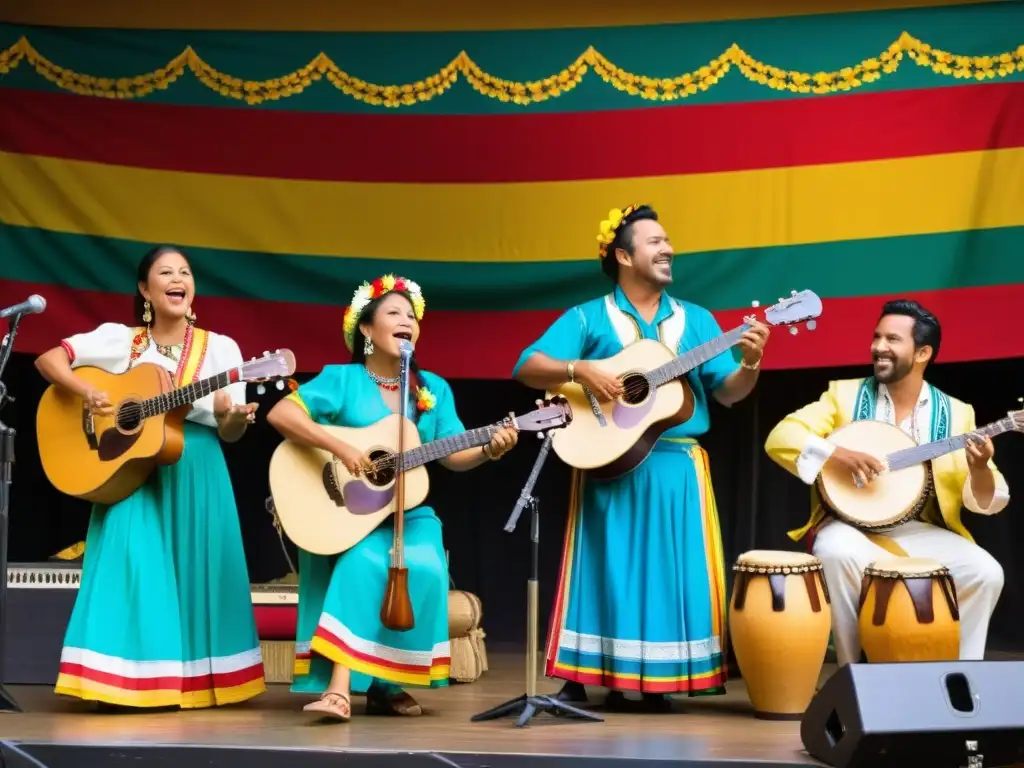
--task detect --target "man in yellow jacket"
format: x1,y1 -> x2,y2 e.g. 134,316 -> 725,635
765,299 -> 1008,666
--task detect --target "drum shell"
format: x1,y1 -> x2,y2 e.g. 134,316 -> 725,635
858,571 -> 960,662
730,565 -> 831,719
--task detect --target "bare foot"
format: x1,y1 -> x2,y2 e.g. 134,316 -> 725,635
303,691 -> 351,722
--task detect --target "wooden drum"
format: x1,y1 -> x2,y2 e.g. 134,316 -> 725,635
858,556 -> 960,663
729,550 -> 832,720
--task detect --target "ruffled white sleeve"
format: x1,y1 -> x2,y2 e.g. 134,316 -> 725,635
60,323 -> 134,374
963,474 -> 1011,515
795,434 -> 837,484
186,332 -> 247,429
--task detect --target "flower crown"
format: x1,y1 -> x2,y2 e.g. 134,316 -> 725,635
343,274 -> 426,352
596,203 -> 642,260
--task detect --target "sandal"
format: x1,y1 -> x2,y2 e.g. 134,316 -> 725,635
365,685 -> 422,717
303,691 -> 351,722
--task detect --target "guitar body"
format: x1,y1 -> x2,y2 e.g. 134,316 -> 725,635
36,363 -> 187,506
268,414 -> 430,556
817,420 -> 928,531
546,339 -> 695,479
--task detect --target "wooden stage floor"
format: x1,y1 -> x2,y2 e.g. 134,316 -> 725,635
0,652 -> 823,767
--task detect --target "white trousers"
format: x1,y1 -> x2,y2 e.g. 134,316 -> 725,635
812,519 -> 1004,666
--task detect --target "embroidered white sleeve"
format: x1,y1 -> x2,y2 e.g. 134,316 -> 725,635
963,474 -> 1010,515
795,435 -> 836,485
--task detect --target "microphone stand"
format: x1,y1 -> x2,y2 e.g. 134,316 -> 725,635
471,407 -> 602,728
0,316 -> 24,711
380,342 -> 414,631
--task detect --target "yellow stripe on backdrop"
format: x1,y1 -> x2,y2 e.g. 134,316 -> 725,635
1,149 -> 1023,263
0,0 -> 1002,31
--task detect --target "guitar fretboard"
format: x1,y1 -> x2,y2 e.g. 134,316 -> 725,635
886,417 -> 1014,471
647,324 -> 749,387
139,370 -> 239,419
400,424 -> 499,470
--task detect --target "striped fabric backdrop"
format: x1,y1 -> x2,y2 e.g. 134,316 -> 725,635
0,0 -> 1022,378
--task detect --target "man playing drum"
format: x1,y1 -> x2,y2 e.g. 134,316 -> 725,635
764,299 -> 1009,666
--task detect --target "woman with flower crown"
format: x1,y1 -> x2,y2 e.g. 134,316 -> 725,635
266,275 -> 518,721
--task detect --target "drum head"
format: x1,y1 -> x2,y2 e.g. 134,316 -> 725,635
735,549 -> 821,570
865,556 -> 949,577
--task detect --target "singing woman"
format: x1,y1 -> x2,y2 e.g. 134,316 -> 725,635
35,245 -> 266,709
266,275 -> 517,722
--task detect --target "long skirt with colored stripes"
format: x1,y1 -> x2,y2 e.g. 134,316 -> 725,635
292,506 -> 450,695
55,422 -> 266,708
544,438 -> 729,695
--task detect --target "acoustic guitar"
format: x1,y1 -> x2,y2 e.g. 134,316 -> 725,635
546,290 -> 823,478
818,407 -> 1024,531
37,349 -> 296,505
268,397 -> 573,555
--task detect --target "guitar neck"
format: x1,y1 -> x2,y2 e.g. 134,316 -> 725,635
648,324 -> 749,387
401,424 -> 498,470
140,370 -> 239,419
887,417 -> 1015,470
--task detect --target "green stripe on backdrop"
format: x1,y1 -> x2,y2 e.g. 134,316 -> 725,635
3,223 -> 1023,313
2,1 -> 1023,114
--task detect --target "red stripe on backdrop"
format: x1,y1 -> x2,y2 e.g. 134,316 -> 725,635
2,83 -> 1024,183
2,280 -> 1021,378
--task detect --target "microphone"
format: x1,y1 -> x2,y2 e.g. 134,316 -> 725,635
0,294 -> 46,320
398,339 -> 415,360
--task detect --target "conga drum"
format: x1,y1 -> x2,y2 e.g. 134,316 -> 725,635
858,556 -> 960,662
729,550 -> 832,720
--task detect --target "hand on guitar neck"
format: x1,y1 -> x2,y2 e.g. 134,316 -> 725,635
824,446 -> 885,487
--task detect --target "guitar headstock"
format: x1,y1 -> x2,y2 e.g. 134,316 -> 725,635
1009,399 -> 1024,433
755,290 -> 823,336
500,395 -> 574,437
240,349 -> 297,395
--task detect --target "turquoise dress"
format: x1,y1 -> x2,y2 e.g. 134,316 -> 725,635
513,287 -> 739,696
287,363 -> 460,695
54,323 -> 265,708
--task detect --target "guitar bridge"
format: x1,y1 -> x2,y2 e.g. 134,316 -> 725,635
322,461 -> 345,507
81,404 -> 98,451
583,387 -> 607,427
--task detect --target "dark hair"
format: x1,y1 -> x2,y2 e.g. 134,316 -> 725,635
134,245 -> 191,325
879,298 -> 942,365
600,205 -> 659,282
350,290 -> 423,385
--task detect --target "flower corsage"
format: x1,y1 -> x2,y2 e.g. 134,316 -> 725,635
415,386 -> 436,413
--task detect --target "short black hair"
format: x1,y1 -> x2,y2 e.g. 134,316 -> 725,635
600,205 -> 658,283
879,298 -> 942,365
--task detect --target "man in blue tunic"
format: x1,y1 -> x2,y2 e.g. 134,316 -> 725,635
513,204 -> 770,710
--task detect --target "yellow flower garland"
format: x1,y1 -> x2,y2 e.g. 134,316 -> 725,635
0,33 -> 1020,107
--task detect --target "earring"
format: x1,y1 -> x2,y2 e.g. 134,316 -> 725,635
363,337 -> 374,356
142,300 -> 152,324
186,307 -> 196,326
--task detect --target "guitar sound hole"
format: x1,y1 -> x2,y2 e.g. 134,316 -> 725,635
620,373 -> 651,405
115,401 -> 143,433
365,449 -> 396,487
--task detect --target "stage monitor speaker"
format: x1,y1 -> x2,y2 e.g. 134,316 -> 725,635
801,661 -> 1024,767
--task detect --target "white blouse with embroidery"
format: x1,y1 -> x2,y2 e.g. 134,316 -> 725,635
61,322 -> 246,430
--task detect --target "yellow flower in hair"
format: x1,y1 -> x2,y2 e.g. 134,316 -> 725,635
380,274 -> 397,291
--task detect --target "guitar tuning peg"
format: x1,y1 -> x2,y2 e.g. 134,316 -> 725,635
791,290 -> 797,296
257,383 -> 266,395
276,380 -> 285,391
535,398 -> 543,407
750,300 -> 760,308
263,350 -> 270,357
806,320 -> 817,331
789,326 -> 799,336
537,431 -> 546,439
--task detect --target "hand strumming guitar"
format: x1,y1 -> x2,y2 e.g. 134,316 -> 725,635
83,388 -> 113,417
825,446 -> 885,487
331,440 -> 375,478
574,360 -> 624,403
